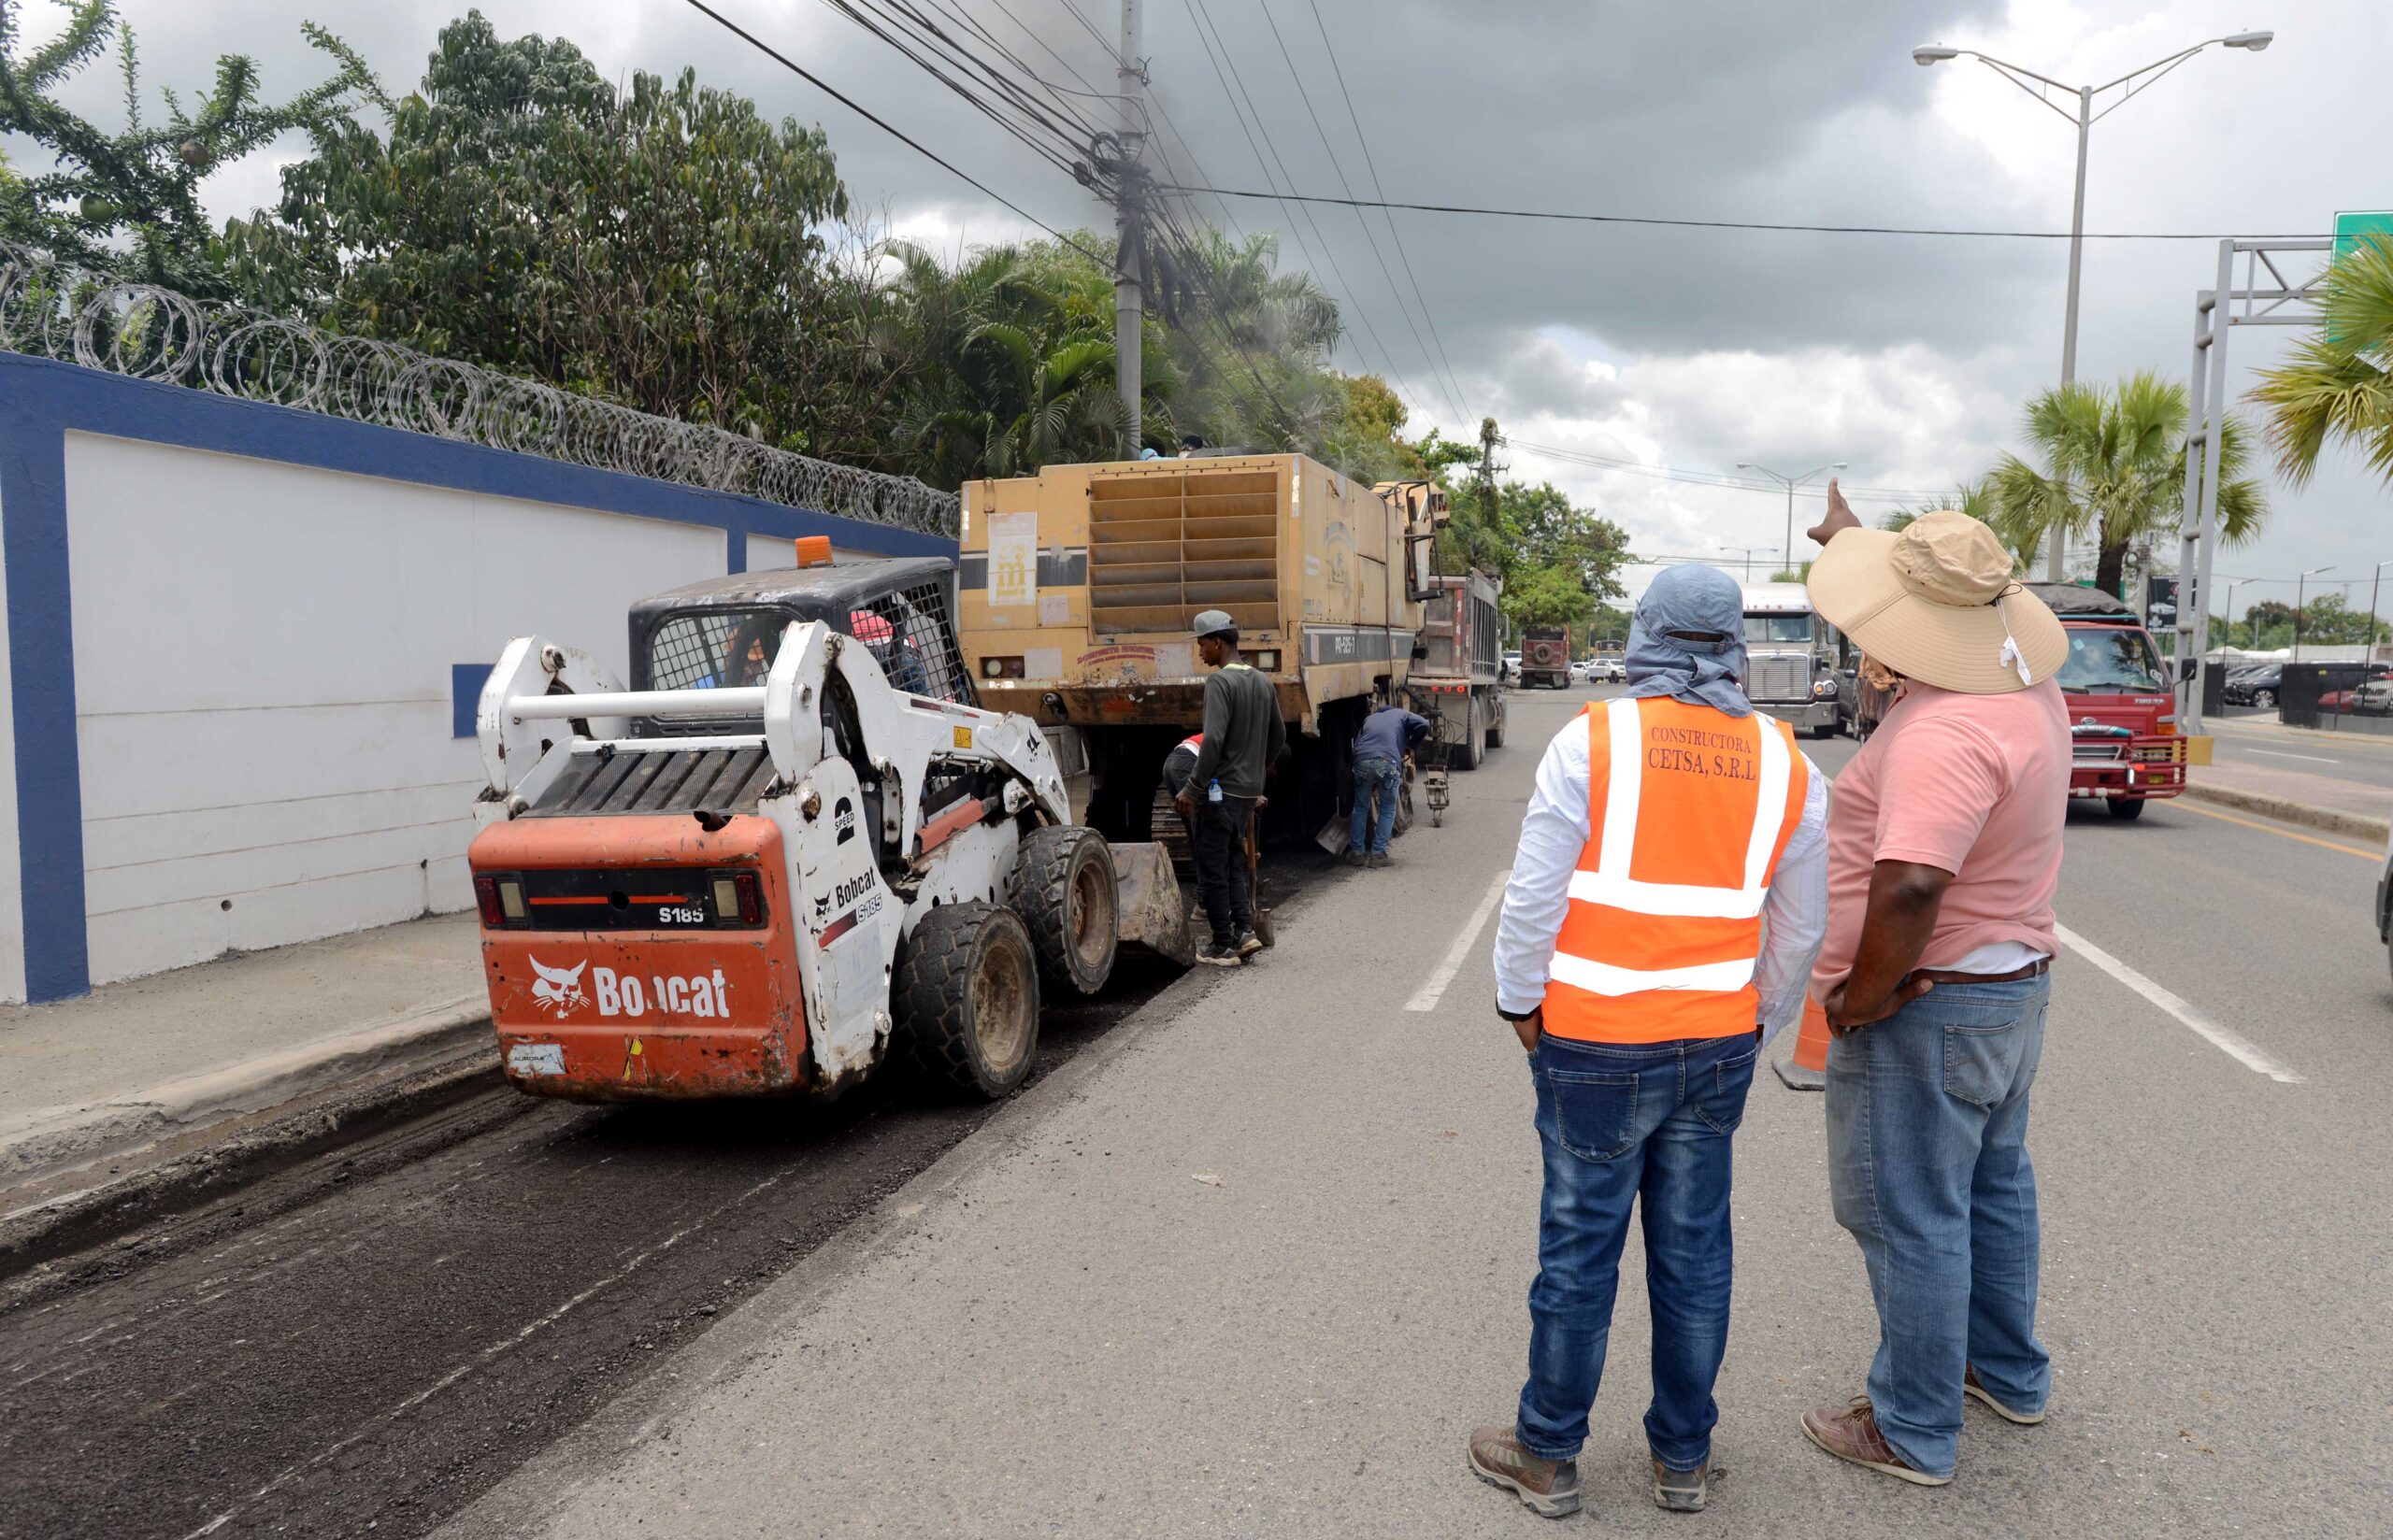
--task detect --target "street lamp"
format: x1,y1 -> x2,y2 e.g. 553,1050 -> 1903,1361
2294,563 -> 2334,662
1913,31 -> 2275,581
1724,545 -> 1770,582
2367,558 -> 2393,668
1736,462 -> 1846,576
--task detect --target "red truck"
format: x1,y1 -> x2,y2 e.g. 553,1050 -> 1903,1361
1520,627 -> 1572,691
2028,582 -> 2205,820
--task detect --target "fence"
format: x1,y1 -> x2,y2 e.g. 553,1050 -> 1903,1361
2279,662 -> 2393,733
0,244 -> 958,538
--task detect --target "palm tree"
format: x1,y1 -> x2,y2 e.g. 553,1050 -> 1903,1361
873,239 -> 1173,489
2248,234 -> 2393,487
1985,371 -> 2266,596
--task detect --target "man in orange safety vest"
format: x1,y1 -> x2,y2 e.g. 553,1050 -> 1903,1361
1468,563 -> 1829,1519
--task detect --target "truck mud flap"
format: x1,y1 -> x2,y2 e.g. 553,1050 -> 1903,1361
1111,842 -> 1196,968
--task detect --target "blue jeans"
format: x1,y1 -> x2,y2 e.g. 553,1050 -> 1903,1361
1826,975 -> 2052,1477
1516,1030 -> 1760,1469
1351,756 -> 1401,855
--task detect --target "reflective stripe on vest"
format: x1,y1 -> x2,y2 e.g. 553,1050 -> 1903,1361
1540,695 -> 1809,1045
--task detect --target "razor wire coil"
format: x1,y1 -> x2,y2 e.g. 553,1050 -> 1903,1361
0,245 -> 959,537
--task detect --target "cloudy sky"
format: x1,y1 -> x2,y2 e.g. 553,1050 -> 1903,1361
17,0 -> 2389,616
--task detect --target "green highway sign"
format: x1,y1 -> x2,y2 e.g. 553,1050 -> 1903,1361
2333,209 -> 2393,260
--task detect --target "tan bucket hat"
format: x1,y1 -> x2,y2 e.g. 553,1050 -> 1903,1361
1805,511 -> 2068,694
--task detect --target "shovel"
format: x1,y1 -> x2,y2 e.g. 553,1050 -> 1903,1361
1244,807 -> 1276,948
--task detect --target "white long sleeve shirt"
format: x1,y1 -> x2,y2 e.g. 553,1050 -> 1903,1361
1492,708 -> 1830,1043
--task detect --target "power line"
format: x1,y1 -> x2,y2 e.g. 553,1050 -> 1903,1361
1507,438 -> 1944,505
1299,0 -> 1471,428
1250,0 -> 1462,425
681,0 -> 1115,271
1180,0 -> 1431,421
1153,180 -> 2330,241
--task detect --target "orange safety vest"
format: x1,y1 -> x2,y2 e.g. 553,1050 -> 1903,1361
1540,695 -> 1810,1045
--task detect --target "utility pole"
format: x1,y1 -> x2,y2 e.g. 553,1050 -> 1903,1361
1111,0 -> 1146,459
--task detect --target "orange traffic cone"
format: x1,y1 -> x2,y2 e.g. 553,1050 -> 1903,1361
1772,994 -> 1831,1091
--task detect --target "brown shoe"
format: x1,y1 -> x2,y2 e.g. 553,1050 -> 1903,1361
1652,1455 -> 1719,1512
1799,1398 -> 1952,1487
1964,1364 -> 2046,1425
1468,1424 -> 1581,1519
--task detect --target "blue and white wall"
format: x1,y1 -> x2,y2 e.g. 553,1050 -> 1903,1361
0,353 -> 953,1004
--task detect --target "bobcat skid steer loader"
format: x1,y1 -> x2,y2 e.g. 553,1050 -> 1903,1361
466,558 -> 1191,1104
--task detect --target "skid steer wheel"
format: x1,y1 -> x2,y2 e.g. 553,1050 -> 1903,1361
894,903 -> 1041,1100
1010,826 -> 1119,995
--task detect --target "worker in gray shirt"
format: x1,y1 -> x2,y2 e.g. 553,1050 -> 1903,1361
1173,609 -> 1286,965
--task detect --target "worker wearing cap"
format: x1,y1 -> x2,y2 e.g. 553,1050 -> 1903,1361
1469,563 -> 1829,1519
1173,609 -> 1285,965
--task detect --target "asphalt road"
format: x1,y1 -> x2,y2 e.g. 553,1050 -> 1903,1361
10,684 -> 2393,1538
2206,713 -> 2393,791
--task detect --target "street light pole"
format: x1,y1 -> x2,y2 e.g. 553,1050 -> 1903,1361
1736,462 -> 1846,575
2294,564 -> 2334,663
1725,546 -> 1768,582
2368,559 -> 2393,667
1913,31 -> 2274,581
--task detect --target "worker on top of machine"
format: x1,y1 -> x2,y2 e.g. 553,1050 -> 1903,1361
1172,609 -> 1285,967
1350,700 -> 1432,868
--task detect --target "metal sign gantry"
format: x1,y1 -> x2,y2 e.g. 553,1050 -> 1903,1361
2174,237 -> 2332,732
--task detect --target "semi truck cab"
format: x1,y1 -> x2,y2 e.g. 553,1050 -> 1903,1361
1740,582 -> 1842,737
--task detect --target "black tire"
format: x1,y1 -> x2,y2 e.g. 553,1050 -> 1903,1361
1485,702 -> 1505,749
2106,796 -> 2147,821
1009,826 -> 1118,996
1451,698 -> 1483,772
892,902 -> 1040,1100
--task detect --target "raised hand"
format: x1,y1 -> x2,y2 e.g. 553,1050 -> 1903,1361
1805,477 -> 1861,549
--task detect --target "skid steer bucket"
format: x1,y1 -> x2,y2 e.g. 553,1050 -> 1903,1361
1110,841 -> 1196,968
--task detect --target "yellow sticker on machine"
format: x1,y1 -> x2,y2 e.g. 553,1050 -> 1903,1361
953,725 -> 975,749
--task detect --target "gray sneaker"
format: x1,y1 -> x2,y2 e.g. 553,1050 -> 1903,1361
1468,1424 -> 1580,1519
1367,850 -> 1388,868
1346,848 -> 1368,868
1195,938 -> 1241,967
1233,929 -> 1264,960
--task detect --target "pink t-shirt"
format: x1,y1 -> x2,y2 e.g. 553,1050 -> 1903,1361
1813,678 -> 2070,995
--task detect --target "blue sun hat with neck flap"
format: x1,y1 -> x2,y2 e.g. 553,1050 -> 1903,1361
1623,563 -> 1752,717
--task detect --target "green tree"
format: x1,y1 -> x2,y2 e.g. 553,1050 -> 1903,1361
2249,235 -> 2393,487
0,0 -> 377,291
222,11 -> 873,456
873,237 -> 1164,488
1986,371 -> 2267,597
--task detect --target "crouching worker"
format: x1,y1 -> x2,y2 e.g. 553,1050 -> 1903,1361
1469,563 -> 1828,1519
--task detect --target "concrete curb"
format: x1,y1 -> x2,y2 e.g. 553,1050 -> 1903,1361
2180,782 -> 2390,845
0,993 -> 491,1184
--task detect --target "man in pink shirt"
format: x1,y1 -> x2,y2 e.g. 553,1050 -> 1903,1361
1795,489 -> 2071,1487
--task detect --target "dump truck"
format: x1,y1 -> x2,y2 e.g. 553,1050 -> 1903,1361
1520,627 -> 1572,690
2025,580 -> 2206,820
954,453 -> 1442,842
465,547 -> 1191,1105
1404,567 -> 1508,771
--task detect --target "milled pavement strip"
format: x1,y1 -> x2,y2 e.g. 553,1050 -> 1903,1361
430,946 -> 1250,1540
0,991 -> 489,1183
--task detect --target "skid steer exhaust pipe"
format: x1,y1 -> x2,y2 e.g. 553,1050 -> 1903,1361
1110,842 -> 1196,968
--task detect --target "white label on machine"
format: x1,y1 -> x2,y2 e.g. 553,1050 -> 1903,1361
1037,593 -> 1069,625
508,1043 -> 566,1076
1154,642 -> 1196,679
1025,647 -> 1063,679
988,511 -> 1038,606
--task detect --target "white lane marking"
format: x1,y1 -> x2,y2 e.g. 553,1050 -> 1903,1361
2245,747 -> 2341,764
2054,922 -> 2303,1083
1406,867 -> 1512,1012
